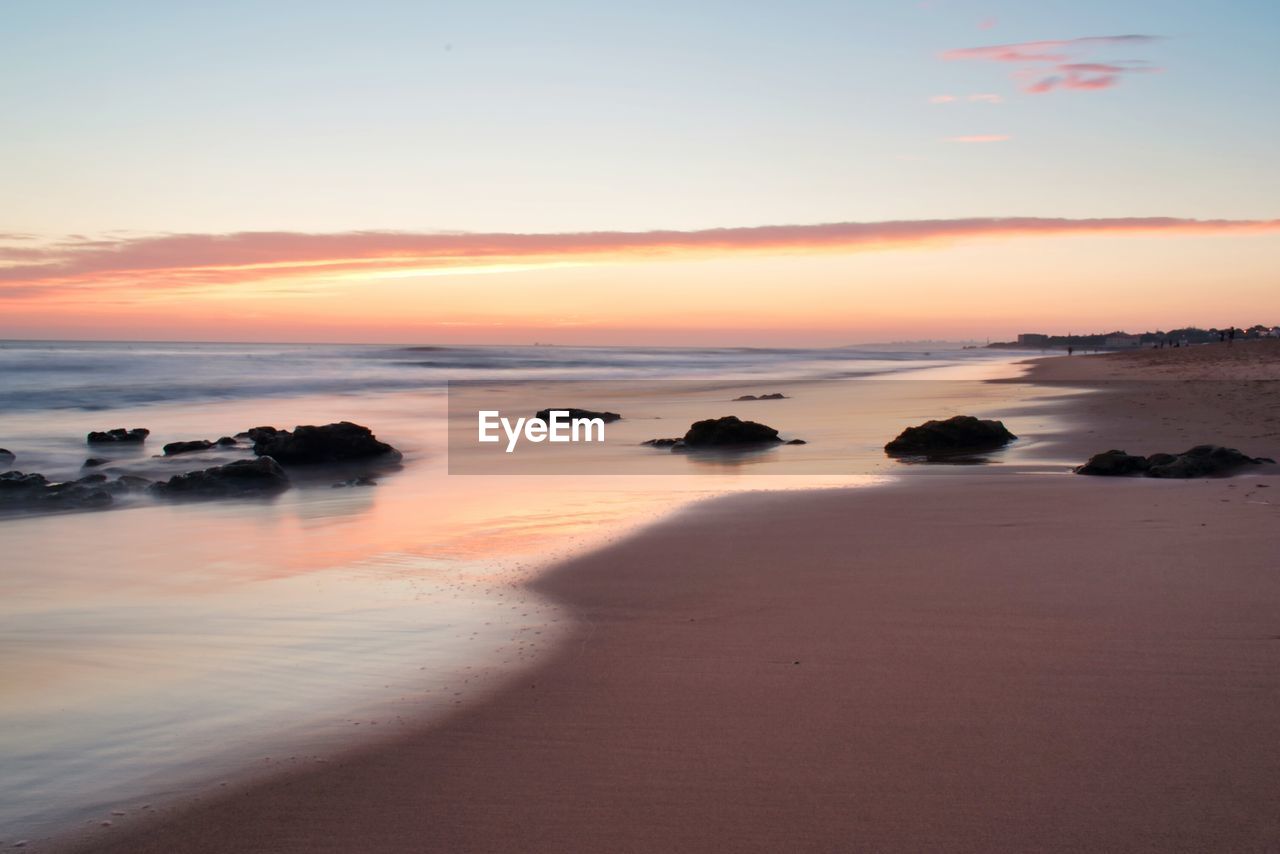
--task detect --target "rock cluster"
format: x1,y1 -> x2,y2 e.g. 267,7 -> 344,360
151,457 -> 291,498
0,470 -> 151,511
3,422 -> 400,513
1076,445 -> 1274,478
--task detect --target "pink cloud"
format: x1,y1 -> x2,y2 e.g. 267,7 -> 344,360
941,35 -> 1159,63
5,217 -> 1279,300
978,17 -> 997,30
929,94 -> 959,103
1028,60 -> 1160,93
968,93 -> 1003,103
942,35 -> 1162,94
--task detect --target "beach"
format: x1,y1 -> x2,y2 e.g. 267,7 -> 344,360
45,341 -> 1280,853
0,342 -> 1042,842
8,3 -> 1280,851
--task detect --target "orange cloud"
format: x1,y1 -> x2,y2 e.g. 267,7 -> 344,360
4,217 -> 1280,301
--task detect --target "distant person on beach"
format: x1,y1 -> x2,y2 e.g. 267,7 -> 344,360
1229,327 -> 1236,344
1067,346 -> 1074,356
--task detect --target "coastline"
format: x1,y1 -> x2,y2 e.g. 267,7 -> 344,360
54,344 -> 1280,853
1,347 -> 1032,843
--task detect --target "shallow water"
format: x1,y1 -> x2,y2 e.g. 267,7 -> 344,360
0,343 -> 1073,841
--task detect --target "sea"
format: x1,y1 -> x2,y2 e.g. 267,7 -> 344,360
0,339 -> 1068,843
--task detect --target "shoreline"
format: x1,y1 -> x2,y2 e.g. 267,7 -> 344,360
53,344 -> 1280,853
6,352 -> 1034,844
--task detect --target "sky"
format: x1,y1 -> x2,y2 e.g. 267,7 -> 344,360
1,0 -> 1278,345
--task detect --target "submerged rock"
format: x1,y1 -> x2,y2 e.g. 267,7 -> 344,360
215,436 -> 238,446
884,416 -> 1017,456
642,437 -> 684,448
152,457 -> 290,498
331,476 -> 377,488
83,457 -> 108,468
87,428 -> 150,444
250,422 -> 400,465
163,439 -> 215,456
1077,445 -> 1274,478
0,448 -> 13,462
533,408 -> 621,423
733,393 -> 787,401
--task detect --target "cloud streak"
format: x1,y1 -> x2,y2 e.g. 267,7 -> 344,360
4,217 -> 1278,300
945,135 -> 1010,143
942,34 -> 1162,94
929,93 -> 1004,104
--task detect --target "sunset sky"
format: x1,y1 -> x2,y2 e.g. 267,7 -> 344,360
2,0 -> 1278,345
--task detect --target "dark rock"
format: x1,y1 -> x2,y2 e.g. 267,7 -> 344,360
87,428 -> 149,444
1075,449 -> 1151,476
683,416 -> 782,447
884,416 -> 1017,456
83,458 -> 108,468
115,475 -> 153,491
251,422 -> 400,465
645,416 -> 798,449
733,393 -> 787,401
332,476 -> 377,488
163,440 -> 215,456
238,426 -> 281,442
1,470 -> 114,510
1147,445 -> 1273,478
0,448 -> 13,461
77,473 -> 108,484
533,408 -> 621,423
43,486 -> 113,508
215,436 -> 237,446
0,471 -> 49,494
152,457 -> 291,498
1076,445 -> 1273,478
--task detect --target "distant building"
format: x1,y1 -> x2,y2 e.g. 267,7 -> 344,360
1104,334 -> 1142,348
1017,333 -> 1050,347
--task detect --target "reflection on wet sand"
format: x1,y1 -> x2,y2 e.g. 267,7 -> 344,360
0,360 -> 1079,840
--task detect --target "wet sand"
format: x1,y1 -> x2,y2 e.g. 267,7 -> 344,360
56,343 -> 1280,853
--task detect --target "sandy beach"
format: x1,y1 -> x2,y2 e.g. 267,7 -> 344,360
47,341 -> 1279,854
8,4 -> 1279,851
